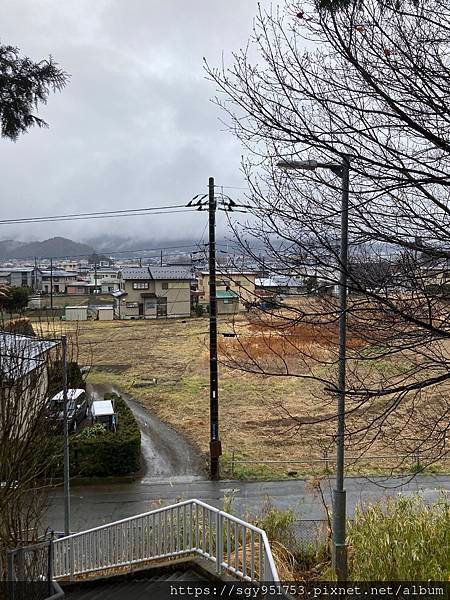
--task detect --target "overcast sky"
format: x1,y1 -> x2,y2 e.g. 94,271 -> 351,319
0,0 -> 273,244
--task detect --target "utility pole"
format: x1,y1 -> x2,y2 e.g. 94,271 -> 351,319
62,335 -> 70,536
332,155 -> 350,581
160,249 -> 163,267
208,176 -> 221,479
50,258 -> 53,310
94,254 -> 98,294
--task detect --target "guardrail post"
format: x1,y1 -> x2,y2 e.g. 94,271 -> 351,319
47,537 -> 54,598
69,540 -> 75,581
17,548 -> 25,582
264,552 -> 271,582
216,512 -> 223,575
7,552 -> 15,600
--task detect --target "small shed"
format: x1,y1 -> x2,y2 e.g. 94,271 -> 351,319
216,290 -> 239,315
97,306 -> 114,321
91,399 -> 117,430
65,306 -> 88,321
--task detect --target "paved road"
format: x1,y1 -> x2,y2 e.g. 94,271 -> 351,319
44,474 -> 449,533
88,384 -> 206,480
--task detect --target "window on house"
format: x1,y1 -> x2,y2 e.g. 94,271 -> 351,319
161,282 -> 169,290
126,302 -> 139,308
132,281 -> 149,289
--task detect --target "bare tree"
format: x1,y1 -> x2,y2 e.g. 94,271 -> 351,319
206,0 -> 449,469
0,318 -> 82,576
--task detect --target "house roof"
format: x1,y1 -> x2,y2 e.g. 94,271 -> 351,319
150,266 -> 193,280
0,267 -> 35,274
41,270 -> 78,277
255,276 -> 304,288
121,266 -> 193,281
216,290 -> 239,299
199,270 -> 258,276
0,333 -> 57,381
121,267 -> 151,280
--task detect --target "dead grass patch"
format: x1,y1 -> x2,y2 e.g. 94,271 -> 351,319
39,316 -> 449,478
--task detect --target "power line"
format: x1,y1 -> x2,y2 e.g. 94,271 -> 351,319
0,207 -> 195,226
1,242 -> 227,263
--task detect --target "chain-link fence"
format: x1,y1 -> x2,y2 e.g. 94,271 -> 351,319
293,519 -> 329,550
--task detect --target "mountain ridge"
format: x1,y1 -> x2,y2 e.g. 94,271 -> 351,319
0,237 -> 95,260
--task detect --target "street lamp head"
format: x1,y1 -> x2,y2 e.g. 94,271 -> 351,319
277,159 -> 319,171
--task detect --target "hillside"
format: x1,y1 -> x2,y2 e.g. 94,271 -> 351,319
0,237 -> 95,259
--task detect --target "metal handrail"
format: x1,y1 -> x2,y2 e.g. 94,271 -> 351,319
52,499 -> 279,583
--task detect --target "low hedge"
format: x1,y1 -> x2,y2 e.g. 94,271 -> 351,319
50,393 -> 141,477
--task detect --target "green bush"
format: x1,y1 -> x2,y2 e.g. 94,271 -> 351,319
195,304 -> 204,317
48,361 -> 85,397
50,393 -> 141,477
347,493 -> 449,580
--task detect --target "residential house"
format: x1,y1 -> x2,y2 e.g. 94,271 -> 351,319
65,281 -> 96,295
0,267 -> 42,291
255,275 -> 305,296
0,332 -> 57,434
57,260 -> 79,272
40,270 -> 79,294
196,270 -> 258,312
88,267 -> 121,293
120,266 -> 193,319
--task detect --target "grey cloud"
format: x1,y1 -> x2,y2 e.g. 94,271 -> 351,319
0,0 -> 269,243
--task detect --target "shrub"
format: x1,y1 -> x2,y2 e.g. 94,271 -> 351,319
347,493 -> 449,580
50,393 -> 141,477
3,318 -> 35,336
77,423 -> 107,439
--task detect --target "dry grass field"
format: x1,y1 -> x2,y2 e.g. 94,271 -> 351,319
35,312 -> 449,478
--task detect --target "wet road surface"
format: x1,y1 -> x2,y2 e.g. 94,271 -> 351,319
88,383 -> 206,483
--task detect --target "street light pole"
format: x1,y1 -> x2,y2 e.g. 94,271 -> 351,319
277,155 -> 350,580
61,335 -> 70,536
333,155 -> 350,581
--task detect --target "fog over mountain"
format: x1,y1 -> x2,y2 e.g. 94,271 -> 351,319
0,237 -> 94,260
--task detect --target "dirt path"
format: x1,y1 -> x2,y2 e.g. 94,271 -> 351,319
87,383 -> 206,483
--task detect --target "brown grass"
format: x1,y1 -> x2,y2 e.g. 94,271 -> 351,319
37,314 -> 449,478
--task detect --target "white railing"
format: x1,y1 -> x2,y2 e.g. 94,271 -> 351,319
52,499 -> 279,583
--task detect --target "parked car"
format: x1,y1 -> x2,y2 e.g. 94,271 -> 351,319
47,388 -> 88,432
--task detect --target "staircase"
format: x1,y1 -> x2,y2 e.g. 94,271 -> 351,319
63,567 -> 209,599
8,499 -> 279,598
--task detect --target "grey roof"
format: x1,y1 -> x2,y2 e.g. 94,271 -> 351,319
121,267 -> 193,281
0,333 -> 57,381
256,275 -> 304,288
121,267 -> 151,280
149,266 -> 193,280
0,267 -> 35,273
41,270 -> 78,277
